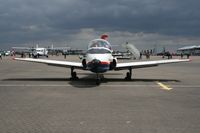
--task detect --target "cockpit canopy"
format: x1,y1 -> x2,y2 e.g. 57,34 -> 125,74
88,39 -> 112,50
87,48 -> 111,54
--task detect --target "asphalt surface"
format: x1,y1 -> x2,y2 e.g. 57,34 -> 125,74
0,55 -> 200,133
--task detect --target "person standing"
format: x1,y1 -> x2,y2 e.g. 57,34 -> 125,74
0,53 -> 2,60
187,53 -> 190,59
180,53 -> 183,59
139,52 -> 142,60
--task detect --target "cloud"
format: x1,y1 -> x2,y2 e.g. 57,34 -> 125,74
0,0 -> 200,50
60,29 -> 200,53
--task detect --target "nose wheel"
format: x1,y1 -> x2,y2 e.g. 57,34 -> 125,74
96,74 -> 101,85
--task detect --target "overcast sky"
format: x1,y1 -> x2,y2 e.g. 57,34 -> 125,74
1,0 -> 200,51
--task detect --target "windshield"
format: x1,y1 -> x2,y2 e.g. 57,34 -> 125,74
88,39 -> 112,50
87,48 -> 111,54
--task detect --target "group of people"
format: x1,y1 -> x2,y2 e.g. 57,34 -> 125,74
180,53 -> 190,59
139,51 -> 191,60
139,50 -> 152,60
138,52 -> 151,60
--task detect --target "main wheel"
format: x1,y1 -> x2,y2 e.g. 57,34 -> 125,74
125,72 -> 131,80
72,72 -> 77,78
71,72 -> 79,80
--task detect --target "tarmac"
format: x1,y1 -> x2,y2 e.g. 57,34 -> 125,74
0,55 -> 200,133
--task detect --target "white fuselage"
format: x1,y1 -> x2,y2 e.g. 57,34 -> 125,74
33,48 -> 48,56
83,39 -> 116,73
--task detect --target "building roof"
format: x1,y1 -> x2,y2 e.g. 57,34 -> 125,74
178,45 -> 199,50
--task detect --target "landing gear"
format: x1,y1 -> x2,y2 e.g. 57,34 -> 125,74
96,74 -> 101,85
125,67 -> 132,80
70,67 -> 79,80
96,73 -> 103,85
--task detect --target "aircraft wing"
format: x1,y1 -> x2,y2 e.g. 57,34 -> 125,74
12,47 -> 32,50
116,59 -> 190,70
14,58 -> 83,69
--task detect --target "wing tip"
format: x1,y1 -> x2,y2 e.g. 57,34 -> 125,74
178,58 -> 191,62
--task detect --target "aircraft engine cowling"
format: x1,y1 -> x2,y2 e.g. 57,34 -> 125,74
110,59 -> 117,70
82,59 -> 87,69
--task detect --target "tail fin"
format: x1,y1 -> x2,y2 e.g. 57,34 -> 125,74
101,34 -> 109,40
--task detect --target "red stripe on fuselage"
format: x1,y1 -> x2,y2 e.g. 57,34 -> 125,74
100,61 -> 110,65
87,61 -> 110,65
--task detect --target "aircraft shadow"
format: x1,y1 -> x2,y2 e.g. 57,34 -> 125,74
71,78 -> 180,88
2,78 -> 70,82
102,78 -> 180,83
2,77 -> 180,88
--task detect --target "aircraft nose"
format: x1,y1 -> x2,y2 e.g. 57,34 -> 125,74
91,59 -> 101,67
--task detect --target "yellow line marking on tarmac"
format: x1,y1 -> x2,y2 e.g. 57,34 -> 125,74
156,82 -> 173,90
